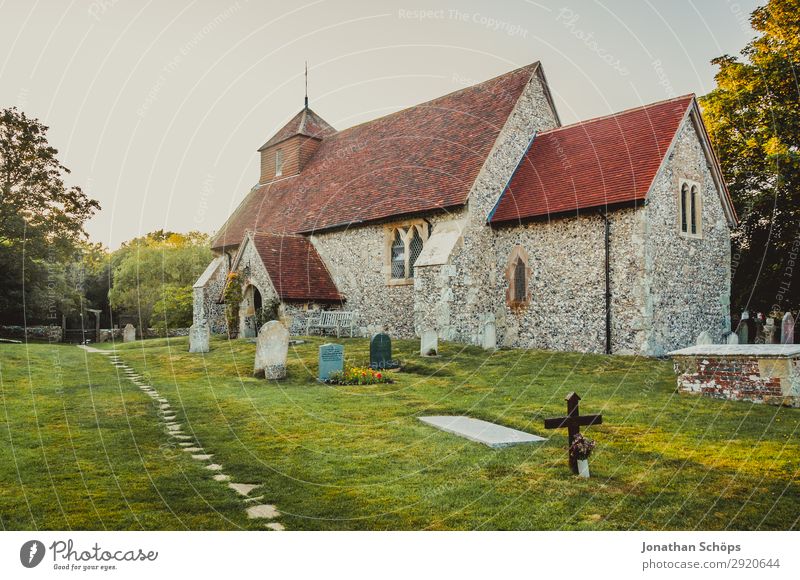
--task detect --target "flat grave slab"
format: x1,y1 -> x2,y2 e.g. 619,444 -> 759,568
418,416 -> 546,448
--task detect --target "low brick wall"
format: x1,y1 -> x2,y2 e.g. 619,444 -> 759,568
670,345 -> 800,407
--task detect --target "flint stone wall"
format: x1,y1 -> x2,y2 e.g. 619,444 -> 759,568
643,118 -> 732,355
310,212 -> 453,339
491,208 -> 644,353
414,69 -> 560,345
193,256 -> 229,334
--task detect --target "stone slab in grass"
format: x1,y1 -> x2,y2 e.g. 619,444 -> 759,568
418,416 -> 547,448
246,504 -> 279,519
213,474 -> 231,482
229,483 -> 259,496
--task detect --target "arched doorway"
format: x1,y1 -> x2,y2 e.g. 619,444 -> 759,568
240,284 -> 264,338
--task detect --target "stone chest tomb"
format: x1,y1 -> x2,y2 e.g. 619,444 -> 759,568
669,344 -> 800,407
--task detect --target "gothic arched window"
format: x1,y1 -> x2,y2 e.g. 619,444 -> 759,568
680,183 -> 689,233
678,179 -> 702,238
385,222 -> 430,284
506,245 -> 530,308
390,229 -> 405,279
513,257 -> 526,302
409,227 -> 424,278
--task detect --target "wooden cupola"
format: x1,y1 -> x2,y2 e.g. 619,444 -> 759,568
257,107 -> 335,183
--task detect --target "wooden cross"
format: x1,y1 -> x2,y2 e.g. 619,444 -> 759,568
544,392 -> 603,473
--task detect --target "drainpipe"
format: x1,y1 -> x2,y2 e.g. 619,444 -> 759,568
598,209 -> 612,354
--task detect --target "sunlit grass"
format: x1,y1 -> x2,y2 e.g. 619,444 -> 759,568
1,336 -> 798,530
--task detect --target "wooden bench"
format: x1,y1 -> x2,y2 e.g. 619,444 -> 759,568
305,311 -> 357,337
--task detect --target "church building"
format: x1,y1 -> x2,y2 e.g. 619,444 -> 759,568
193,61 -> 737,356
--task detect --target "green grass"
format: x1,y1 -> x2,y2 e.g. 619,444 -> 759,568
1,337 -> 798,530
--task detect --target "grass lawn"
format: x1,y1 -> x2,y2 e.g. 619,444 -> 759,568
1,336 -> 798,530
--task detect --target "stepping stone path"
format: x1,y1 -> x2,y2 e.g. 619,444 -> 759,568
246,504 -> 280,520
77,344 -> 287,530
229,483 -> 259,496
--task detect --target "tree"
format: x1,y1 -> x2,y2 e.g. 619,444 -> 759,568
700,0 -> 800,315
0,107 -> 100,323
108,231 -> 212,329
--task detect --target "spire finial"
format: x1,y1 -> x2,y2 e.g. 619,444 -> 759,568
304,61 -> 309,109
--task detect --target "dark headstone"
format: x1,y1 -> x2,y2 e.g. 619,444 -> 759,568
370,333 -> 392,369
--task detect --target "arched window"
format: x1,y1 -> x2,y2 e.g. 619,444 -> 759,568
513,257 -> 526,302
678,179 -> 702,238
409,227 -> 424,278
385,221 -> 430,284
390,229 -> 405,279
506,245 -> 530,308
680,183 -> 689,233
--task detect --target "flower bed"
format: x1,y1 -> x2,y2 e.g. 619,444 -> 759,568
326,366 -> 393,385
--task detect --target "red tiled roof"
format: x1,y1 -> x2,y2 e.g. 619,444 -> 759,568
257,107 -> 336,151
489,95 -> 695,224
212,63 -> 543,249
251,232 -> 342,302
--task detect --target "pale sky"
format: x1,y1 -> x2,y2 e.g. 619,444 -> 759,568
0,0 -> 760,248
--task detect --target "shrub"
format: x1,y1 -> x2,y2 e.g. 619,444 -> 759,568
223,272 -> 243,338
326,366 -> 392,385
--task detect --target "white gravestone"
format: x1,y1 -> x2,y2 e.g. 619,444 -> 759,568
482,320 -> 496,350
189,320 -> 210,353
254,321 -> 289,379
123,324 -> 136,343
782,312 -> 795,345
695,331 -> 713,345
764,318 -> 777,344
420,329 -> 438,356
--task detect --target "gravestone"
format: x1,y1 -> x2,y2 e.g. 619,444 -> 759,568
253,321 -> 289,379
726,331 -> 739,345
756,316 -> 767,343
318,343 -> 344,381
763,318 -> 777,344
482,320 -> 496,350
123,324 -> 136,343
420,329 -> 438,356
736,311 -> 749,345
369,333 -> 393,369
695,331 -> 713,345
189,320 -> 210,353
782,312 -> 795,345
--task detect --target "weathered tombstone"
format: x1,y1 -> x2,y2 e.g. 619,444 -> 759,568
189,320 -> 210,353
253,321 -> 289,379
763,318 -> 777,344
318,343 -> 344,381
370,333 -> 392,369
736,311 -> 749,345
726,331 -> 739,345
695,331 -> 713,345
753,313 -> 764,344
782,312 -> 795,345
482,320 -> 496,350
420,329 -> 438,356
123,324 -> 136,343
